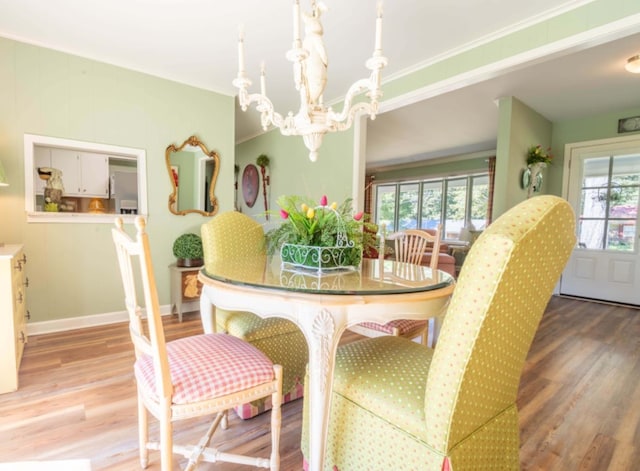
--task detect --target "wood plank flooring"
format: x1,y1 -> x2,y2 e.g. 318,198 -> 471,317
0,296 -> 638,470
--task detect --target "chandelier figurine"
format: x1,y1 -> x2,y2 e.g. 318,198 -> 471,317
233,1 -> 387,162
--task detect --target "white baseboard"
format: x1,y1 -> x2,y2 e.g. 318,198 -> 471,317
26,301 -> 199,336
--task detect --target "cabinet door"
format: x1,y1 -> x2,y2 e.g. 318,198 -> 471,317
79,153 -> 109,198
34,146 -> 51,195
51,148 -> 81,196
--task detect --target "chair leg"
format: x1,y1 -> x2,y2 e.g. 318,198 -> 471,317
270,365 -> 283,471
420,322 -> 429,346
221,409 -> 228,430
137,392 -> 149,469
160,400 -> 173,471
199,295 -> 215,334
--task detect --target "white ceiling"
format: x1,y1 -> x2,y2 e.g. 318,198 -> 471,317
0,0 -> 638,169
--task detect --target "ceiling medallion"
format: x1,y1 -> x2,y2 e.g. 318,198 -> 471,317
233,1 -> 387,162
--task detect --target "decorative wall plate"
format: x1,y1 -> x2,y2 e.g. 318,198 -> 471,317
242,164 -> 260,208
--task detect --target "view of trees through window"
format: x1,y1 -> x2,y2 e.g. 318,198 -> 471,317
375,174 -> 489,240
578,153 -> 639,252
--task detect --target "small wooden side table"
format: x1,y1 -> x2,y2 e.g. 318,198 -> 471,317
169,263 -> 203,322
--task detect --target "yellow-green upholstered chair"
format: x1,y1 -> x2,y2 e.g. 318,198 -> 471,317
201,211 -> 308,419
302,195 -> 576,470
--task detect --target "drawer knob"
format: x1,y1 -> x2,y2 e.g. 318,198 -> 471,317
24,277 -> 29,288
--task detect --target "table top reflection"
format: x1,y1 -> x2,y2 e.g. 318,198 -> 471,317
200,256 -> 455,295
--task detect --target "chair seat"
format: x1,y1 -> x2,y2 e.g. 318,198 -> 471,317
357,319 -> 427,337
333,336 -> 433,442
135,334 -> 275,405
218,309 -> 300,342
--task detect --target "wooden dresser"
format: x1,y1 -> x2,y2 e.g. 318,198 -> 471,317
0,245 -> 29,394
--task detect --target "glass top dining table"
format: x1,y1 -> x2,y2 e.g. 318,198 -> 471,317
198,256 -> 455,471
200,255 -> 454,295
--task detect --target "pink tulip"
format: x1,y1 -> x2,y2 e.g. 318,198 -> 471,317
320,195 -> 328,206
280,209 -> 289,219
354,211 -> 363,221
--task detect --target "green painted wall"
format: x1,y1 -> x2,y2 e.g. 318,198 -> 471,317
0,37 -> 234,323
494,97 -> 552,218
235,128 -> 355,229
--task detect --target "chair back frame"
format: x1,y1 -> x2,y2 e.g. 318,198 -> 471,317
112,218 -> 173,403
390,225 -> 442,271
424,196 -> 576,454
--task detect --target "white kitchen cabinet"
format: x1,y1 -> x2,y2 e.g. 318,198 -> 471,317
0,245 -> 29,394
50,149 -> 109,198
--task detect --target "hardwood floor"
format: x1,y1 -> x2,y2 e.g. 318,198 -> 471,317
0,296 -> 638,470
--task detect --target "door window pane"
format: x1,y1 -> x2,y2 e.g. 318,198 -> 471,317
607,220 -> 636,251
578,219 -> 605,249
577,153 -> 640,251
580,188 -> 607,218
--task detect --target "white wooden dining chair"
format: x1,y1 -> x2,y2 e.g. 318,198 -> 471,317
111,217 -> 283,471
350,225 -> 443,345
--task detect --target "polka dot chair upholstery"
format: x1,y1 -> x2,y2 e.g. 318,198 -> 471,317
301,196 -> 576,470
201,211 -> 308,419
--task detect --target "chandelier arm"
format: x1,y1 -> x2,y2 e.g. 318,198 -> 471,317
328,78 -> 379,124
330,101 -> 376,132
240,90 -> 287,131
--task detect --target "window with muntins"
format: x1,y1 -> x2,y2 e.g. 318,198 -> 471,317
374,173 -> 489,240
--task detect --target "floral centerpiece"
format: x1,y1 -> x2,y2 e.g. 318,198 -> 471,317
265,195 -> 372,271
526,145 -> 553,166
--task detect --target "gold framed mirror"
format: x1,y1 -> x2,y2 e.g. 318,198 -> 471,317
166,135 -> 220,216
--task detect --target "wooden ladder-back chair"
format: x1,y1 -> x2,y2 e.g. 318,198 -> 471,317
350,225 -> 443,345
302,195 -> 576,470
200,211 -> 308,419
112,217 -> 283,471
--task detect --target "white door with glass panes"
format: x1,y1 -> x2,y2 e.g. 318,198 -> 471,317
561,136 -> 640,305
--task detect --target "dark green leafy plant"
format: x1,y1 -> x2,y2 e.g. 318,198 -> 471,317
256,154 -> 270,167
527,145 -> 553,165
172,233 -> 203,260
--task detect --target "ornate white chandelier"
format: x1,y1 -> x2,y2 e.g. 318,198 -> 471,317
233,1 -> 387,162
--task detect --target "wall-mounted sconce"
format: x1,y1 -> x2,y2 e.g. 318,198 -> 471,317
257,154 -> 270,220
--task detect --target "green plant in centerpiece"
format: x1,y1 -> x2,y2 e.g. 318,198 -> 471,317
172,233 -> 204,267
526,145 -> 553,166
265,195 -> 373,270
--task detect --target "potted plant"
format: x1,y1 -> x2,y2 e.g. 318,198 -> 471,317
265,194 -> 374,271
172,233 -> 204,267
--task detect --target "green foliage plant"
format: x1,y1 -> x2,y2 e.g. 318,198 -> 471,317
265,195 -> 375,267
527,145 -> 553,165
172,233 -> 204,260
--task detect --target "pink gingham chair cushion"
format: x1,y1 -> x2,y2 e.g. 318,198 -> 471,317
357,319 -> 426,335
135,334 -> 275,404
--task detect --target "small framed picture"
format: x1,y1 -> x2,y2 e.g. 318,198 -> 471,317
617,116 -> 640,133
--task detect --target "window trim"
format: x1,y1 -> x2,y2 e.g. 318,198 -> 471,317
24,134 -> 148,223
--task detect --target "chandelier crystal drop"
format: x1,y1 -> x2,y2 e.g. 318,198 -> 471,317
233,1 -> 388,162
